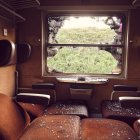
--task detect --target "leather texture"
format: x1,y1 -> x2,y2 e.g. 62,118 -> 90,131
0,93 -> 30,140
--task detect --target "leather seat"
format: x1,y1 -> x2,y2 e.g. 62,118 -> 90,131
119,97 -> 140,137
18,102 -> 46,117
32,82 -> 88,118
16,43 -> 49,118
44,101 -> 88,118
0,93 -> 30,140
19,115 -> 138,140
19,115 -> 80,140
101,85 -> 140,126
81,118 -> 137,140
101,100 -> 140,126
0,40 -> 31,140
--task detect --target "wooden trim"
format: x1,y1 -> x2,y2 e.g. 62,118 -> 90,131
39,6 -> 134,12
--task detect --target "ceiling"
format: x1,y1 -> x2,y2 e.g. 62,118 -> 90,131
0,0 -> 40,22
39,0 -> 135,6
0,0 -> 139,23
133,0 -> 140,6
0,0 -> 139,11
0,0 -> 40,10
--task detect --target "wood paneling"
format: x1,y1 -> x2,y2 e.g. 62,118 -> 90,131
127,9 -> 140,78
0,65 -> 16,96
0,18 -> 15,42
0,18 -> 16,96
16,8 -> 42,85
40,0 -> 133,6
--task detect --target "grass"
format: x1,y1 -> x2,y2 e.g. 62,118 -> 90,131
55,27 -> 116,44
47,47 -> 117,74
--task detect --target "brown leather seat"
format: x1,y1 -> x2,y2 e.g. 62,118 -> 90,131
101,100 -> 140,126
19,115 -> 80,140
19,102 -> 46,118
20,115 -> 138,140
101,85 -> 140,126
0,40 -> 31,139
81,118 -> 137,140
0,93 -> 30,140
44,101 -> 88,118
16,44 -> 49,118
32,83 -> 88,118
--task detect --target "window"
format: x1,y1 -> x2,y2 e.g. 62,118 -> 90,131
43,12 -> 128,78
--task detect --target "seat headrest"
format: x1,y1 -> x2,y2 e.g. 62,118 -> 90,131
17,43 -> 31,64
0,39 -> 16,66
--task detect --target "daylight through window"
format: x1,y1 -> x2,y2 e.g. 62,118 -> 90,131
45,14 -> 127,77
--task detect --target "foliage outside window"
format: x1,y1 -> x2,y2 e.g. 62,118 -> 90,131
45,13 -> 127,77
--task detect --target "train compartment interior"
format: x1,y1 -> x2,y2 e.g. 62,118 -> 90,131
0,0 -> 140,140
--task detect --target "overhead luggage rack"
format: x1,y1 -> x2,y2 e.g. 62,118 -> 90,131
6,0 -> 40,10
0,0 -> 40,22
133,0 -> 140,6
0,3 -> 25,22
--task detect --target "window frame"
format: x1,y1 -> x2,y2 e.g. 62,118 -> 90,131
41,9 -> 130,79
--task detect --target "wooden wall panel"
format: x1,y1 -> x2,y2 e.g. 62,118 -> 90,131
127,9 -> 140,79
0,18 -> 16,96
0,18 -> 15,42
16,8 -> 42,86
40,0 -> 132,6
0,66 -> 16,96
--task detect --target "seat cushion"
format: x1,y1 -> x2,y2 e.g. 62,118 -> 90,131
20,114 -> 137,140
19,115 -> 80,140
0,39 -> 16,66
17,43 -> 31,64
101,100 -> 140,126
43,102 -> 88,118
81,118 -> 137,140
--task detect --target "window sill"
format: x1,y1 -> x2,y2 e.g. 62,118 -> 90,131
56,77 -> 109,84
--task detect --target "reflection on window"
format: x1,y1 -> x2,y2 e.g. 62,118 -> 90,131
46,15 -> 126,76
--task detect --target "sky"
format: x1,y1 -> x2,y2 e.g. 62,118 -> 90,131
62,16 -> 109,29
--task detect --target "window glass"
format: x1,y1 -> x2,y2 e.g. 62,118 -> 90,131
48,16 -> 123,45
45,14 -> 127,76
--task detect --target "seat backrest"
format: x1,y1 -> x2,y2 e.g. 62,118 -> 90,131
0,93 -> 30,140
0,39 -> 16,66
111,85 -> 138,100
32,82 -> 56,103
119,96 -> 140,109
17,43 -> 31,64
0,40 -> 31,139
16,44 -> 52,117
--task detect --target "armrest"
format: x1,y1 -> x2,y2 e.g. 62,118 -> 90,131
16,93 -> 50,105
32,83 -> 55,90
113,85 -> 138,92
119,96 -> 140,109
